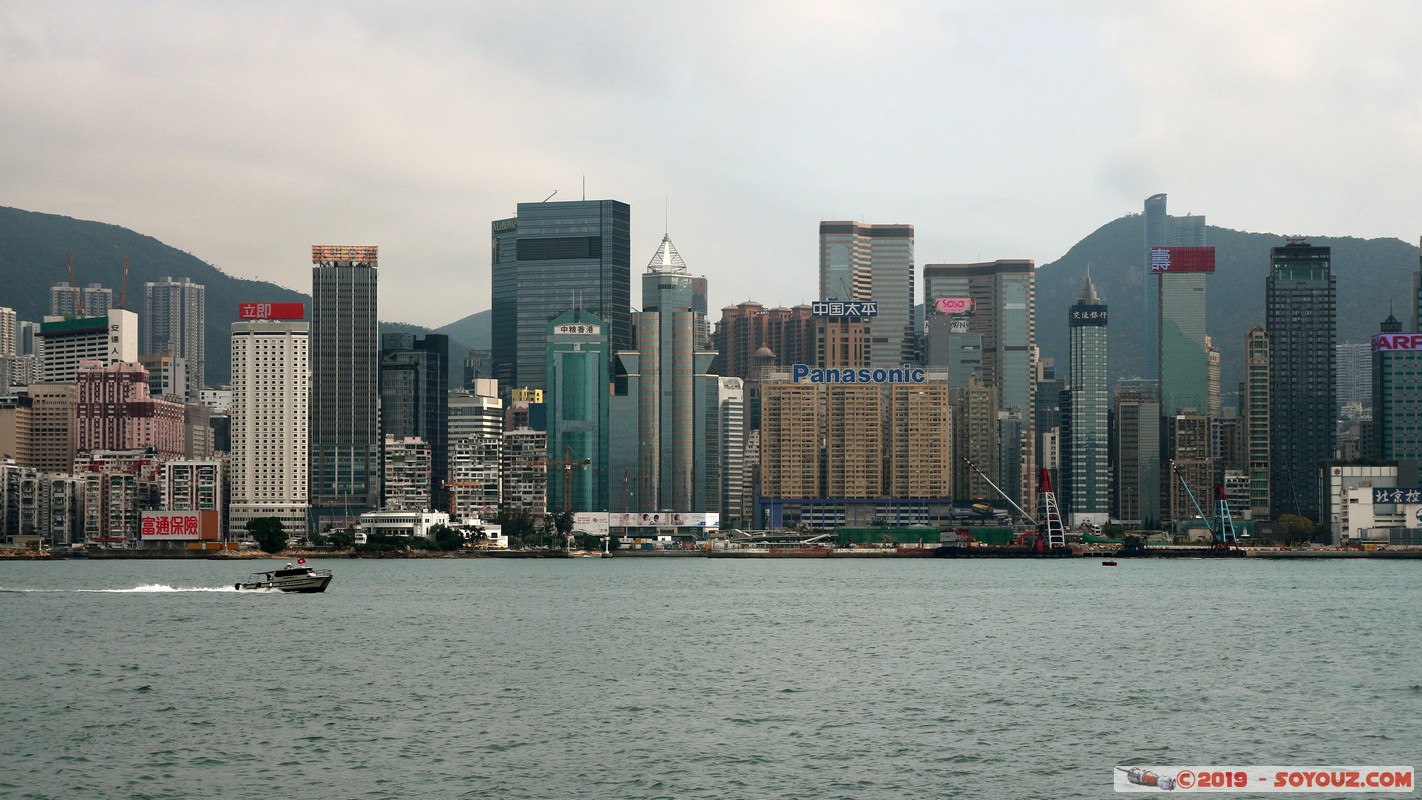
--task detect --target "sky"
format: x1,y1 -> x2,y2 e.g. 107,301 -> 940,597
4,1 -> 1421,327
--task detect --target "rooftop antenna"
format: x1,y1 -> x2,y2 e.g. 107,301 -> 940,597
543,190 -> 557,202
665,195 -> 669,235
581,175 -> 585,201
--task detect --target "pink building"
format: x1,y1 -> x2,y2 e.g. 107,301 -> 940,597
76,361 -> 185,458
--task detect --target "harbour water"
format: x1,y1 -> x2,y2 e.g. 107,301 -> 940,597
1,558 -> 1418,799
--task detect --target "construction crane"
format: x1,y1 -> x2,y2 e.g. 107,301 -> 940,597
960,458 -> 1065,551
119,255 -> 130,309
1170,462 -> 1240,552
528,446 -> 590,514
65,251 -> 83,317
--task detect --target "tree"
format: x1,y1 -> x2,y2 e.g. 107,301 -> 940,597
326,529 -> 355,549
246,518 -> 287,554
430,523 -> 465,552
1277,514 -> 1314,546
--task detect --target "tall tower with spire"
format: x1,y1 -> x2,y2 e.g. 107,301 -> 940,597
1065,270 -> 1109,526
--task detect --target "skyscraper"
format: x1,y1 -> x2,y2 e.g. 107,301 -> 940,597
1142,194 -> 1168,380
230,315 -> 308,538
1371,315 -> 1422,473
491,200 -> 631,392
379,333 -> 449,512
142,277 -> 206,398
611,236 -> 719,514
309,245 -> 380,530
1243,325 -> 1271,520
922,260 -> 1036,509
1112,380 -> 1160,526
1266,239 -> 1335,522
818,221 -> 915,367
1154,246 -> 1215,416
1066,273 -> 1109,527
50,283 -> 113,319
546,308 -> 608,513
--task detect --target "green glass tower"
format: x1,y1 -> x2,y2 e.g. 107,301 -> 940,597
545,309 -> 609,513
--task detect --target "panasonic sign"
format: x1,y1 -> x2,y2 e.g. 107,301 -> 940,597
791,364 -> 928,384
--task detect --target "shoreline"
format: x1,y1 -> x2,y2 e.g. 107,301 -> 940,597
4,547 -> 1421,561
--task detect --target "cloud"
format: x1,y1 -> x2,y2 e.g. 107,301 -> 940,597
2,1 -> 1418,328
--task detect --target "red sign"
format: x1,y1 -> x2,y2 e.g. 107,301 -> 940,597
1150,246 -> 1216,273
238,302 -> 305,320
1373,333 -> 1422,352
140,510 -> 218,540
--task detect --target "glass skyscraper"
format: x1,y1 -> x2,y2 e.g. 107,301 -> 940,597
546,309 -> 609,513
922,260 -> 1036,510
818,221 -> 915,368
1266,239 -> 1335,523
379,333 -> 449,513
309,245 -> 380,529
1066,273 -> 1109,526
491,200 -> 631,393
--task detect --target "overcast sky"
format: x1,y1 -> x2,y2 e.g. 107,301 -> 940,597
4,1 -> 1420,326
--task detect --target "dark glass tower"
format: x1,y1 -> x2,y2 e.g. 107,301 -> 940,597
1067,273 -> 1109,526
490,200 -> 631,393
310,246 -> 380,529
380,333 -> 449,512
1266,239 -> 1335,523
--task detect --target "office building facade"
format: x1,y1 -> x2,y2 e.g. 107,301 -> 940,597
380,333 -> 449,512
1266,239 -> 1335,522
309,246 -> 380,529
142,277 -> 206,398
230,318 -> 309,538
818,221 -> 915,367
491,200 -> 631,392
1066,274 -> 1109,527
922,260 -> 1036,510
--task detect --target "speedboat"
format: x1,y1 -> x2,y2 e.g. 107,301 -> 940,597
235,562 -> 333,593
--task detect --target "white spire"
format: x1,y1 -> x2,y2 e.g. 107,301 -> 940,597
645,233 -> 688,273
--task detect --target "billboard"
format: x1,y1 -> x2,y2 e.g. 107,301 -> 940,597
608,512 -> 720,528
571,512 -> 609,535
238,302 -> 305,320
1150,246 -> 1216,273
792,364 -> 927,384
141,510 -> 219,541
811,301 -> 878,317
1372,334 -> 1422,352
311,245 -> 378,263
933,297 -> 974,316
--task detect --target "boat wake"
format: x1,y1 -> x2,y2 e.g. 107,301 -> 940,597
0,584 -> 244,593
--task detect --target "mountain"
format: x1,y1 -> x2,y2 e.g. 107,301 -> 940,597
0,207 -> 475,385
434,309 -> 491,350
1034,215 -> 1420,397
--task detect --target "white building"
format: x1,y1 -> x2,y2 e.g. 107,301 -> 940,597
229,319 -> 308,539
36,309 -> 138,383
358,509 -> 449,540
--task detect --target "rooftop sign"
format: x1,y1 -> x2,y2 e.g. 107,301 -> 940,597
238,302 -> 305,320
1373,334 -> 1422,352
792,364 -> 927,384
311,245 -> 378,263
812,300 -> 877,317
1150,246 -> 1216,273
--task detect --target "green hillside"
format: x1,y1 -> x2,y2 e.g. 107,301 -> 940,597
0,207 -> 474,385
1034,215 -> 1420,397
